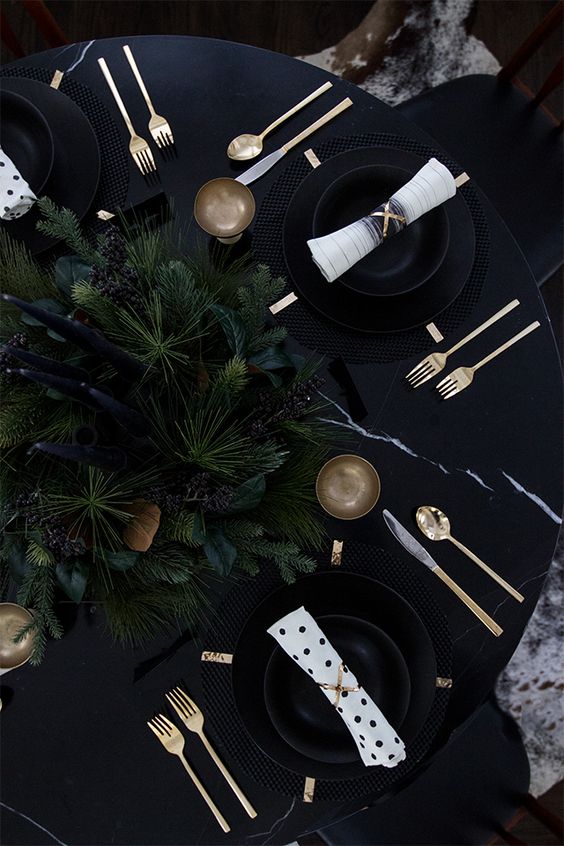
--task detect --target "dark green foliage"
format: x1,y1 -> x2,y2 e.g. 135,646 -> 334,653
0,208 -> 335,659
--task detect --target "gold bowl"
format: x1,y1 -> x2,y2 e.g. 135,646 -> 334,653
194,177 -> 256,244
316,454 -> 381,520
0,603 -> 35,672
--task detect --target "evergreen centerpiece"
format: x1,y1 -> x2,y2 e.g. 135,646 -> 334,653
0,200 -> 332,662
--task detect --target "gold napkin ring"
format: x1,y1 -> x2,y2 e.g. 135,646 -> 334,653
369,201 -> 406,239
317,662 -> 359,707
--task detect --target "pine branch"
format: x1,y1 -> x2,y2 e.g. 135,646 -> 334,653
70,280 -> 126,332
164,511 -> 199,547
245,539 -> 316,583
16,559 -> 63,664
237,265 -> 286,341
35,198 -> 99,265
0,230 -> 55,300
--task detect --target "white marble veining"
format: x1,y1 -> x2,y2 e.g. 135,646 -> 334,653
501,471 -> 562,525
320,399 -> 563,530
0,802 -> 67,846
246,797 -> 297,844
64,39 -> 95,73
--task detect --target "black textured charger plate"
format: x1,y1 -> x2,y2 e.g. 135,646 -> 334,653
0,90 -> 54,194
283,148 -> 473,333
201,543 -> 451,802
0,65 -> 129,251
0,77 -> 100,254
252,133 -> 489,364
233,572 -> 435,779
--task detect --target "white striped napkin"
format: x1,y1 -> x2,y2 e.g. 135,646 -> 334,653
268,606 -> 406,768
0,147 -> 37,220
307,158 -> 456,283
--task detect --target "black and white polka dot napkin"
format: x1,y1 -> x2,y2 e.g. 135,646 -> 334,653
0,148 -> 36,220
267,606 -> 406,768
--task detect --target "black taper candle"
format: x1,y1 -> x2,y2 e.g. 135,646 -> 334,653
30,442 -> 128,471
11,369 -> 100,409
88,388 -> 152,437
1,346 -> 90,382
2,294 -> 148,382
2,293 -> 99,349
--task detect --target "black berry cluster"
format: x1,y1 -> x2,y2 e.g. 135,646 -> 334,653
38,515 -> 84,560
201,485 -> 234,514
147,471 -> 210,513
0,332 -> 28,381
16,497 -> 83,560
248,375 -> 323,437
89,226 -> 144,312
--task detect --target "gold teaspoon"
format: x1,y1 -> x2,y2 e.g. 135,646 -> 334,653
416,506 -> 524,602
227,81 -> 332,160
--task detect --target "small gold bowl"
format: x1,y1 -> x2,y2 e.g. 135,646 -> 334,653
316,454 -> 381,520
0,603 -> 35,672
194,177 -> 256,244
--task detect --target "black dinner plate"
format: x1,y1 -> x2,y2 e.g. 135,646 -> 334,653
0,90 -> 55,194
232,571 -> 437,779
312,165 -> 449,297
282,147 -> 475,333
0,77 -> 101,255
264,613 -> 411,764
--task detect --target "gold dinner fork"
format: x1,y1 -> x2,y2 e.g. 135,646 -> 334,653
406,299 -> 520,387
123,45 -> 175,150
166,687 -> 257,818
436,320 -> 540,399
147,713 -> 230,832
98,57 -> 157,177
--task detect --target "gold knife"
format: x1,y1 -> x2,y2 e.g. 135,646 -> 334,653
382,509 -> 503,637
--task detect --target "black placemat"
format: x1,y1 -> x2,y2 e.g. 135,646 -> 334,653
252,133 -> 489,365
0,65 -> 128,220
201,543 -> 451,802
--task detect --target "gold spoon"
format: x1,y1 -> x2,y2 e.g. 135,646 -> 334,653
227,81 -> 332,160
415,506 -> 524,602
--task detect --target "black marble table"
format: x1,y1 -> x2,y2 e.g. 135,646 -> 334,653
1,35 -> 562,846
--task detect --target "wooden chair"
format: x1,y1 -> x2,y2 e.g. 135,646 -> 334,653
396,2 -> 564,288
1,0 -> 68,59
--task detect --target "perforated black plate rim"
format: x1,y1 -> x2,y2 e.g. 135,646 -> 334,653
252,133 -> 489,365
201,542 -> 452,802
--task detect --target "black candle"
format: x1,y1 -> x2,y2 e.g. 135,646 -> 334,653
1,346 -> 90,382
2,294 -> 148,382
88,388 -> 151,437
11,369 -> 99,409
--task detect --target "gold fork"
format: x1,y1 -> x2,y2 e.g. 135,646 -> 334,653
406,299 -> 520,387
436,320 -> 540,399
123,45 -> 175,150
147,713 -> 230,832
98,58 -> 157,176
166,687 -> 257,819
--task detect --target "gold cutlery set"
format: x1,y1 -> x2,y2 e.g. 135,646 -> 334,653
406,299 -> 540,397
147,686 -> 256,832
98,45 -> 175,176
383,504 -> 523,637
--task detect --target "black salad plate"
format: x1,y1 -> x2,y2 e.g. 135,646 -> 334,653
0,77 -> 101,254
0,90 -> 54,194
232,572 -> 437,779
264,614 -> 411,765
282,147 -> 475,333
312,165 -> 449,298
